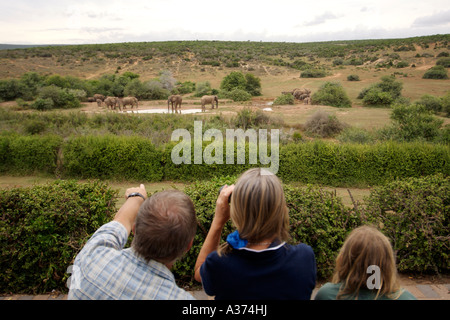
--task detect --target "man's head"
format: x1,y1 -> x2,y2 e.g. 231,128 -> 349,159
132,190 -> 197,266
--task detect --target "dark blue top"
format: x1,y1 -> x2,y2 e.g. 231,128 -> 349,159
200,242 -> 316,300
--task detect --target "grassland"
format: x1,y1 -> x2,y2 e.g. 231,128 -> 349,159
0,35 -> 449,194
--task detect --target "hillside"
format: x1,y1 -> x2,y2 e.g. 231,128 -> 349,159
0,35 -> 448,118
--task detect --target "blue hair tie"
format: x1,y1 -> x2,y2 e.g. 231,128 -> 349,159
226,230 -> 248,249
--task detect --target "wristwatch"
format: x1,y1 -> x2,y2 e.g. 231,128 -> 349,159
126,192 -> 146,201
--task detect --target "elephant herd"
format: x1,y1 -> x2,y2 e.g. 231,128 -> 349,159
89,94 -> 139,111
88,89 -> 311,114
282,88 -> 312,105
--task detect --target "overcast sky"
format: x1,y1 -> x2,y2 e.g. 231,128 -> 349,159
1,0 -> 449,44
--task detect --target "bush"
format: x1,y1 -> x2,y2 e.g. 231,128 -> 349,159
220,71 -> 247,92
390,103 -> 444,142
436,57 -> 450,68
38,85 -> 81,109
305,110 -> 346,138
0,134 -> 62,175
364,174 -> 449,273
273,93 -> 295,105
300,69 -> 327,78
225,88 -> 252,102
423,66 -> 449,79
337,127 -> 374,144
311,82 -> 352,108
63,135 -> 164,181
359,76 -> 403,107
0,180 -> 117,293
416,94 -> 443,113
395,61 -> 409,68
279,141 -> 450,186
362,88 -> 395,107
194,81 -> 212,97
31,98 -> 54,111
347,74 -> 360,81
220,72 -> 261,97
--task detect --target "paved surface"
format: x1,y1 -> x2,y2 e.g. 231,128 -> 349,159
1,281 -> 449,300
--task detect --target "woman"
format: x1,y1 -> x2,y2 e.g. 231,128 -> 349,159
194,168 -> 316,300
314,225 -> 416,300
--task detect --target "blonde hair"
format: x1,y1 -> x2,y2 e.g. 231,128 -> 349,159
218,168 -> 290,255
332,225 -> 403,299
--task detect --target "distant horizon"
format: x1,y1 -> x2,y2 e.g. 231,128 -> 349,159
1,32 -> 449,49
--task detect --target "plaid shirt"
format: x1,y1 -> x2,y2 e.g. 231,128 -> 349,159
68,221 -> 195,300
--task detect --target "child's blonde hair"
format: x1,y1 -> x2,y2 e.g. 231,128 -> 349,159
332,225 -> 403,299
218,168 -> 290,255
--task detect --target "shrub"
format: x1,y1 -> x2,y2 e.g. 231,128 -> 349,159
423,66 -> 449,79
304,110 -> 347,137
364,174 -> 450,273
225,88 -> 252,102
436,57 -> 450,68
220,72 -> 261,97
31,98 -> 54,111
390,103 -> 444,141
194,81 -> 212,97
0,180 -> 117,293
311,82 -> 352,108
244,73 -> 262,96
362,88 -> 395,107
63,135 -> 164,181
38,85 -> 81,109
395,61 -> 409,68
0,134 -> 62,175
337,127 -> 374,144
300,69 -> 327,78
416,94 -> 443,113
220,71 -> 247,92
359,76 -> 403,106
347,74 -> 360,81
279,141 -> 450,186
273,93 -> 295,105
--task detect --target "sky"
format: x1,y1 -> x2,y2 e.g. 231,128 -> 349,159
0,0 -> 449,44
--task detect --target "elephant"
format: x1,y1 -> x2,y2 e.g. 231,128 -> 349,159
104,96 -> 121,111
93,94 -> 106,101
201,95 -> 218,112
119,96 -> 139,111
168,95 -> 183,114
96,99 -> 103,107
304,96 -> 311,105
87,97 -> 96,102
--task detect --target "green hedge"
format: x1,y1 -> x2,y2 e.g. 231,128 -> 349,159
279,141 -> 450,186
364,174 -> 449,273
0,134 -> 449,187
0,134 -> 62,175
62,135 -> 164,181
0,180 -> 117,294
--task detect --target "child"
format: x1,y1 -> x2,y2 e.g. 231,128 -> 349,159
314,225 -> 416,300
194,168 -> 317,300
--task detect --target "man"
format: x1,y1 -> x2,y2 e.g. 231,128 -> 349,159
68,184 -> 197,300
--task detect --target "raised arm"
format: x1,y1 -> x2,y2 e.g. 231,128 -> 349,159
194,184 -> 234,283
114,184 -> 147,235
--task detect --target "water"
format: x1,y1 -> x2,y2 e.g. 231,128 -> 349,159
125,108 -> 204,114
